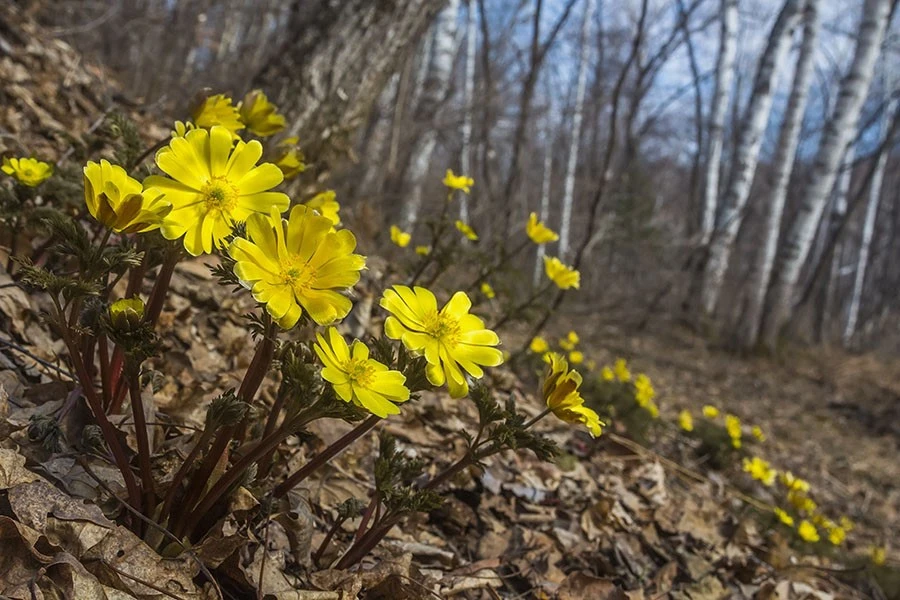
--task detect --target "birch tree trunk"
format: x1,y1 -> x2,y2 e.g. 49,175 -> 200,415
760,0 -> 892,349
459,0 -> 477,223
844,74 -> 897,345
534,122 -> 554,286
700,0 -> 738,245
699,0 -> 804,317
736,0 -> 819,348
400,0 -> 461,230
558,0 -> 595,259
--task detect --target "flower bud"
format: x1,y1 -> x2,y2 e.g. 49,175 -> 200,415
109,297 -> 145,332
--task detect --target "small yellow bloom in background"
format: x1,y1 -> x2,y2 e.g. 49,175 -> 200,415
559,339 -> 575,351
742,456 -> 776,486
780,471 -> 810,493
2,157 -> 52,187
381,285 -> 503,398
827,526 -> 846,546
415,245 -> 431,256
774,508 -> 794,527
567,331 -> 579,345
229,205 -> 366,329
84,160 -> 171,233
443,169 -> 474,193
526,212 -> 559,244
601,366 -> 615,382
314,328 -> 409,418
634,374 -> 655,407
171,120 -> 195,138
702,405 -> 719,419
191,93 -> 244,138
679,409 -> 694,432
797,520 -> 820,543
530,336 -> 550,354
788,490 -> 817,514
543,256 -> 580,290
838,516 -> 854,532
455,220 -> 479,241
108,297 -> 145,331
273,136 -> 306,179
543,353 -> 603,437
569,350 -> 584,365
239,89 -> 286,137
646,401 -> 660,418
870,546 -> 887,566
390,225 -> 411,248
751,425 -> 766,441
305,190 -> 341,227
725,414 -> 742,446
480,282 -> 495,299
144,125 -> 289,255
586,359 -> 597,371
613,358 -> 631,382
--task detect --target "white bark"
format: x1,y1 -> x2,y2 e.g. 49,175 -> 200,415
558,0 -> 595,259
459,0 -> 477,223
700,0 -> 738,245
534,123 -> 554,286
738,0 -> 819,348
844,69 -> 896,345
700,0 -> 804,316
401,0 -> 461,230
761,0 -> 891,347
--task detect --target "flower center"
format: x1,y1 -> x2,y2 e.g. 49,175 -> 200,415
423,311 -> 461,348
279,255 -> 316,296
201,176 -> 239,213
345,358 -> 376,387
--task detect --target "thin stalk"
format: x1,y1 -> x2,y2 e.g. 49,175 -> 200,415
274,415 -> 381,497
98,334 -> 110,409
313,513 -> 350,568
354,493 -> 380,542
157,427 -> 216,526
127,364 -> 155,514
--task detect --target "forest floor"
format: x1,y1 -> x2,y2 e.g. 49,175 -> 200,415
2,256 -> 899,599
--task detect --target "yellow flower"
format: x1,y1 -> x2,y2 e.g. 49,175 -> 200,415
725,414 -> 742,443
702,405 -> 719,419
839,516 -> 854,532
171,121 -> 195,138
273,136 -> 305,179
788,490 -> 817,514
613,358 -> 631,382
229,205 -> 365,329
305,190 -> 341,227
634,374 -> 655,407
827,526 -> 846,546
559,339 -> 575,351
143,125 -> 289,256
774,508 -> 794,527
568,350 -> 584,365
455,220 -> 478,241
480,282 -> 495,299
601,366 -> 615,382
543,256 -> 580,289
543,353 -> 603,437
443,169 -> 474,193
779,471 -> 810,493
390,225 -> 411,248
751,425 -> 765,441
678,410 -> 693,432
797,520 -> 819,543
870,546 -> 887,566
526,212 -> 559,244
742,456 -> 776,486
2,157 -> 52,186
108,297 -> 145,331
84,160 -> 171,233
192,93 -> 244,137
238,89 -> 286,137
381,285 -> 503,398
529,336 -> 549,354
314,327 -> 409,418
586,359 -> 597,372
646,401 -> 660,419
415,245 -> 431,256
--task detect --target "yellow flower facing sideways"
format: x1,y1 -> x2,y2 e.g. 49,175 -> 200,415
2,157 -> 52,187
543,353 -> 603,437
678,409 -> 694,432
390,225 -> 411,248
774,507 -> 794,527
634,374 -> 655,407
725,414 -> 742,448
273,136 -> 306,179
381,285 -> 503,398
239,89 -> 286,137
305,190 -> 341,227
480,282 -> 496,299
191,94 -> 244,138
143,125 -> 289,255
314,328 -> 410,418
84,160 -> 171,233
229,206 -> 366,329
543,256 -> 580,290
443,169 -> 474,193
526,212 -> 559,244
797,520 -> 820,543
742,456 -> 776,486
455,220 -> 478,241
751,425 -> 766,441
529,336 -> 549,354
